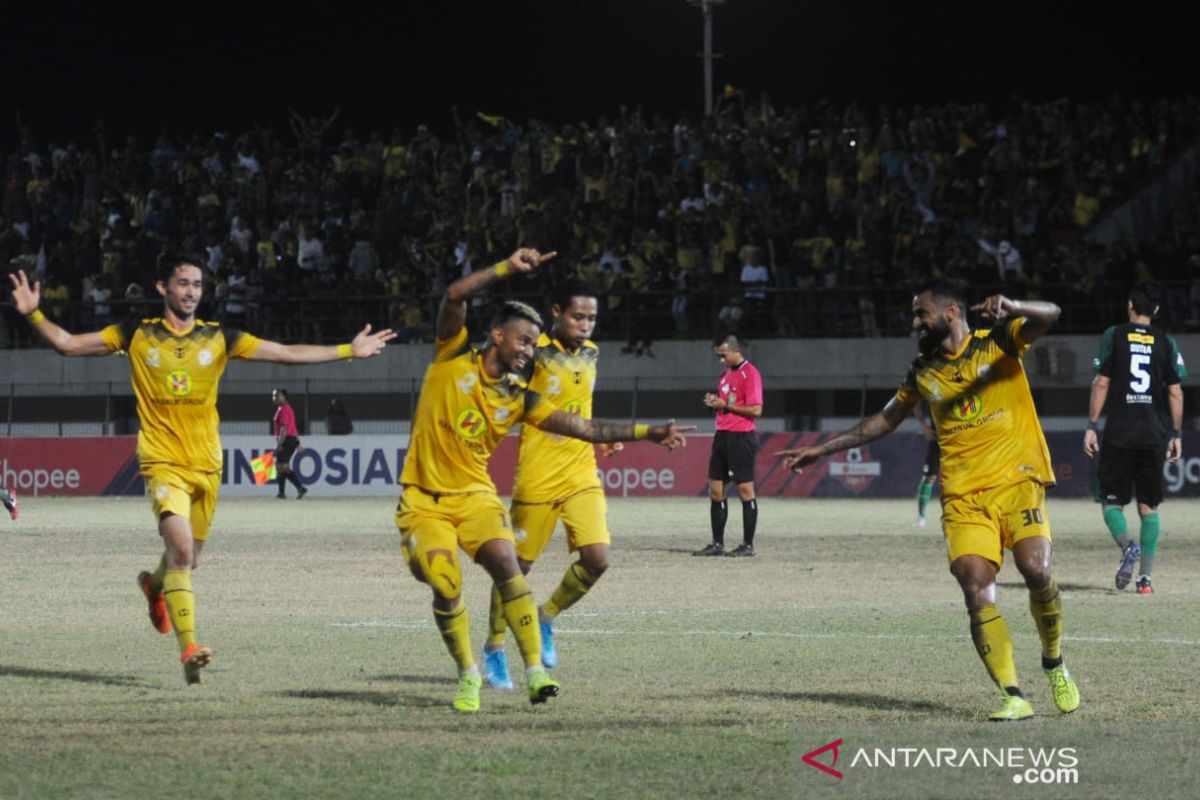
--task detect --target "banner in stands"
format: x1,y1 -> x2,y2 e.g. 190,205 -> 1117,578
5,433 -> 1200,499
0,438 -> 139,497
220,435 -> 408,496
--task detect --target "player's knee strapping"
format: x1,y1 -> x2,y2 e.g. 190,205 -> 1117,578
544,561 -> 603,619
419,550 -> 463,602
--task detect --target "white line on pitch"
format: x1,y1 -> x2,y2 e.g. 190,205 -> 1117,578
330,620 -> 1199,646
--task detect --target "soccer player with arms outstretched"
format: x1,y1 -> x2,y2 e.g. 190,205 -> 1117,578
778,280 -> 1079,721
397,250 -> 690,712
9,253 -> 395,684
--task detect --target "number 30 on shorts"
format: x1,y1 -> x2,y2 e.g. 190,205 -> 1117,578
1020,508 -> 1045,526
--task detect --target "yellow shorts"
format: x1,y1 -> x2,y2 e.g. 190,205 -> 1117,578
142,464 -> 222,542
511,487 -> 611,562
395,486 -> 513,565
941,480 -> 1052,567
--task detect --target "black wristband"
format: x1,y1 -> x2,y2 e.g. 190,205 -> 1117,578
1172,429 -> 1183,439
1086,420 -> 1099,432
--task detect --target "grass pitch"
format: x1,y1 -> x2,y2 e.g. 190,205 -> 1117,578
1,495 -> 1198,799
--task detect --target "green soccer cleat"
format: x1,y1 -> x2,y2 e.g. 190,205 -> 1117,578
988,691 -> 1034,722
453,673 -> 482,712
1045,665 -> 1080,713
527,669 -> 560,705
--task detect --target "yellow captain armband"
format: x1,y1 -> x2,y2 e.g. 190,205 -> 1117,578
337,343 -> 354,359
494,260 -> 512,278
26,309 -> 46,325
634,424 -> 650,440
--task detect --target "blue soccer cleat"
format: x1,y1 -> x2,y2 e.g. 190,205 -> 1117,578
1115,542 -> 1141,590
482,647 -> 513,690
540,619 -> 558,669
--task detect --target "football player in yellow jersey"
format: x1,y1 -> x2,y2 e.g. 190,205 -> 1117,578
481,280 -> 617,689
777,280 -> 1080,722
397,249 -> 690,712
10,253 -> 395,684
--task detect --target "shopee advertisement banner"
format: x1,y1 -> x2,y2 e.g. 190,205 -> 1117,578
3,432 -> 1199,499
0,438 -> 140,496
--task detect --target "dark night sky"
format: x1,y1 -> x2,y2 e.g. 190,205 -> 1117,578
3,0 -> 1190,146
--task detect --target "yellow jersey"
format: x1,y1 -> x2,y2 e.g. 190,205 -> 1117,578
513,333 -> 600,503
400,327 -> 556,494
100,318 -> 262,472
894,318 -> 1054,497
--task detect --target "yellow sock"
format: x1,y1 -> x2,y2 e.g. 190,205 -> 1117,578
969,604 -> 1018,690
487,585 -> 507,647
433,604 -> 474,671
1028,580 -> 1063,662
543,561 -> 602,619
162,569 -> 196,652
497,575 -> 541,668
149,554 -> 168,592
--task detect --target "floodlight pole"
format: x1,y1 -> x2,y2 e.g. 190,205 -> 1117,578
690,0 -> 725,117
703,1 -> 715,116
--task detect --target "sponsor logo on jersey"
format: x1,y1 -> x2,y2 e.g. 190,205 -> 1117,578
1127,332 -> 1155,344
455,408 -> 488,440
949,392 -> 984,422
165,370 -> 193,397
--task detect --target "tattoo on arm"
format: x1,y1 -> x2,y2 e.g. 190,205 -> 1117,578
541,411 -> 635,443
820,399 -> 909,455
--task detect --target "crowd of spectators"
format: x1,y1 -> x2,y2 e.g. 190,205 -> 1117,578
6,92 -> 1200,349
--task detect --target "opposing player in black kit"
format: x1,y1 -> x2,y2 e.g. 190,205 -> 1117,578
1083,282 -> 1186,594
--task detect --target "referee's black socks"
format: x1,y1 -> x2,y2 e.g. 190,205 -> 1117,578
710,500 -> 727,546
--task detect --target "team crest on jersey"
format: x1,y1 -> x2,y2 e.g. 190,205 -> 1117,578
165,370 -> 193,397
198,348 -> 213,366
827,446 -> 882,494
146,348 -> 161,368
949,392 -> 983,422
455,408 -> 488,440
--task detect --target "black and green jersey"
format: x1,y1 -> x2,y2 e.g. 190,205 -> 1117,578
1093,322 -> 1186,449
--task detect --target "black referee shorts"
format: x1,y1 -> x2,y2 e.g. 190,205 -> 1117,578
707,430 -> 758,484
275,435 -> 300,467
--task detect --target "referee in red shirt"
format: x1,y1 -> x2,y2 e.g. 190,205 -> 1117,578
272,388 -> 307,499
694,335 -> 763,557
